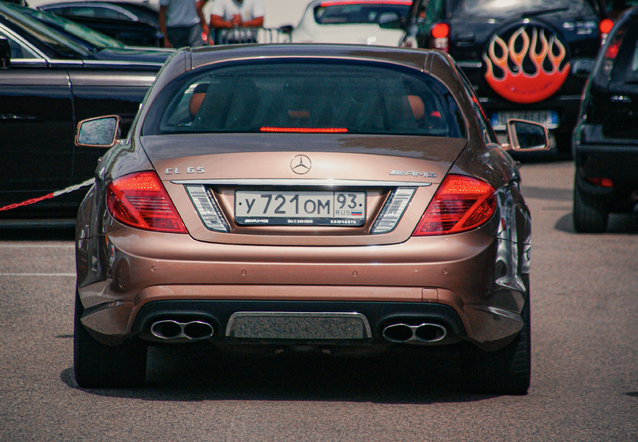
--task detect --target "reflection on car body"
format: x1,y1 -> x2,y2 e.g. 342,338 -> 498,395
72,43 -> 549,393
0,1 -> 172,219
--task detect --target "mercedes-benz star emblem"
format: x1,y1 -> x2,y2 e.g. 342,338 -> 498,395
290,154 -> 312,174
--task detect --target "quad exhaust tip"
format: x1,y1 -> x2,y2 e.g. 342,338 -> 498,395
150,320 -> 214,341
382,322 -> 448,344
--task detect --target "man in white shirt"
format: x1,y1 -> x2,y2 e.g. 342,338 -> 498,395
159,0 -> 211,48
209,0 -> 265,43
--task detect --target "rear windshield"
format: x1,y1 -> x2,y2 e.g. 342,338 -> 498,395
451,0 -> 597,18
313,1 -> 411,24
143,61 -> 465,138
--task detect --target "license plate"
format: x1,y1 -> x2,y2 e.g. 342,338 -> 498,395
490,110 -> 558,131
235,190 -> 366,226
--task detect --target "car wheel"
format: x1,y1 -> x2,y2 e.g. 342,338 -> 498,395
573,181 -> 608,233
461,291 -> 531,395
73,289 -> 147,388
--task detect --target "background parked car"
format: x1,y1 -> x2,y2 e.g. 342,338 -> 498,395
38,1 -> 163,47
20,4 -> 130,50
0,1 -> 171,219
290,0 -> 411,45
572,6 -> 638,232
402,0 -> 613,154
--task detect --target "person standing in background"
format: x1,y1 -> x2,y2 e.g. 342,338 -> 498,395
159,0 -> 211,48
209,0 -> 265,43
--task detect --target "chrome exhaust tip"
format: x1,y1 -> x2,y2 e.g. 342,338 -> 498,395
151,320 -> 214,341
382,322 -> 447,344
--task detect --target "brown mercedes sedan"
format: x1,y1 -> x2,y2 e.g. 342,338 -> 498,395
73,43 -> 549,393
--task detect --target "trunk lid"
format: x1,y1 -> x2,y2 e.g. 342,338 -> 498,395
143,134 -> 467,246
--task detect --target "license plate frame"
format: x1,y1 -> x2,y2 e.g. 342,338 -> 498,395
490,110 -> 558,131
234,190 -> 366,226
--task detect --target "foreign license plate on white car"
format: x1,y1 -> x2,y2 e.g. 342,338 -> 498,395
490,110 -> 558,131
235,190 -> 366,226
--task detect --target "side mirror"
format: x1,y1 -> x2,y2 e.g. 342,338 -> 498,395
506,119 -> 550,151
378,11 -> 402,29
75,115 -> 121,148
0,37 -> 11,69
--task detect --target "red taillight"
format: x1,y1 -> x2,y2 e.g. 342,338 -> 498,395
585,177 -> 613,188
106,171 -> 187,233
259,127 -> 348,133
430,23 -> 450,52
600,18 -> 614,35
599,18 -> 614,46
605,40 -> 621,59
413,175 -> 496,236
431,23 -> 449,39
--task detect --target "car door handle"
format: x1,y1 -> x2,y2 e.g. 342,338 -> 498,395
455,33 -> 476,47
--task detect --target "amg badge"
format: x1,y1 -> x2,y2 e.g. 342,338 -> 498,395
390,170 -> 436,178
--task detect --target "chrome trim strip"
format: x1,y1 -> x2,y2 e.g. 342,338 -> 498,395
82,60 -> 166,68
172,179 -> 432,187
457,61 -> 483,69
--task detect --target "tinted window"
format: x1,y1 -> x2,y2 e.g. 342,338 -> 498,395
608,20 -> 638,84
451,0 -> 596,18
143,62 -> 465,138
0,29 -> 38,58
313,1 -> 411,24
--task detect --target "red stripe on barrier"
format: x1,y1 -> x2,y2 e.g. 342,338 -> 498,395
0,178 -> 95,212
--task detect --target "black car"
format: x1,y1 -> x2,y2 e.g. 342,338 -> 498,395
0,1 -> 172,219
572,6 -> 638,232
38,1 -> 163,47
402,0 -> 613,153
20,4 -> 130,50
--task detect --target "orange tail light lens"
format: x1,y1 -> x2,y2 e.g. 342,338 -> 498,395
430,23 -> 450,52
599,18 -> 614,35
431,23 -> 449,39
107,171 -> 187,233
599,18 -> 614,46
413,175 -> 496,236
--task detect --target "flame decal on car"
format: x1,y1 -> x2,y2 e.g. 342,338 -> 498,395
483,26 -> 570,104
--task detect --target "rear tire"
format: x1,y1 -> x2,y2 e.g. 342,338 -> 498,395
74,290 -> 147,388
461,296 -> 531,395
573,182 -> 608,233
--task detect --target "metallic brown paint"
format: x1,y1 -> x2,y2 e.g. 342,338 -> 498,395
73,44 -> 542,391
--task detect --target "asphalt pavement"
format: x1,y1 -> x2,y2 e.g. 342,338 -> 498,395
0,159 -> 637,441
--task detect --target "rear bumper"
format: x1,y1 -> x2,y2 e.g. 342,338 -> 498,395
77,220 -> 527,351
575,141 -> 638,212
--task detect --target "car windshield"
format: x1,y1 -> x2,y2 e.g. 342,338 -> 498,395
313,1 -> 411,24
451,0 -> 595,18
143,61 -> 465,138
0,2 -> 88,56
20,7 -> 126,49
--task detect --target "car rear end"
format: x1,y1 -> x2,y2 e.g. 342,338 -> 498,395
75,46 -> 532,392
573,7 -> 638,231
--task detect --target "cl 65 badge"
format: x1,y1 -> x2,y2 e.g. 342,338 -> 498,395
165,167 -> 205,175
